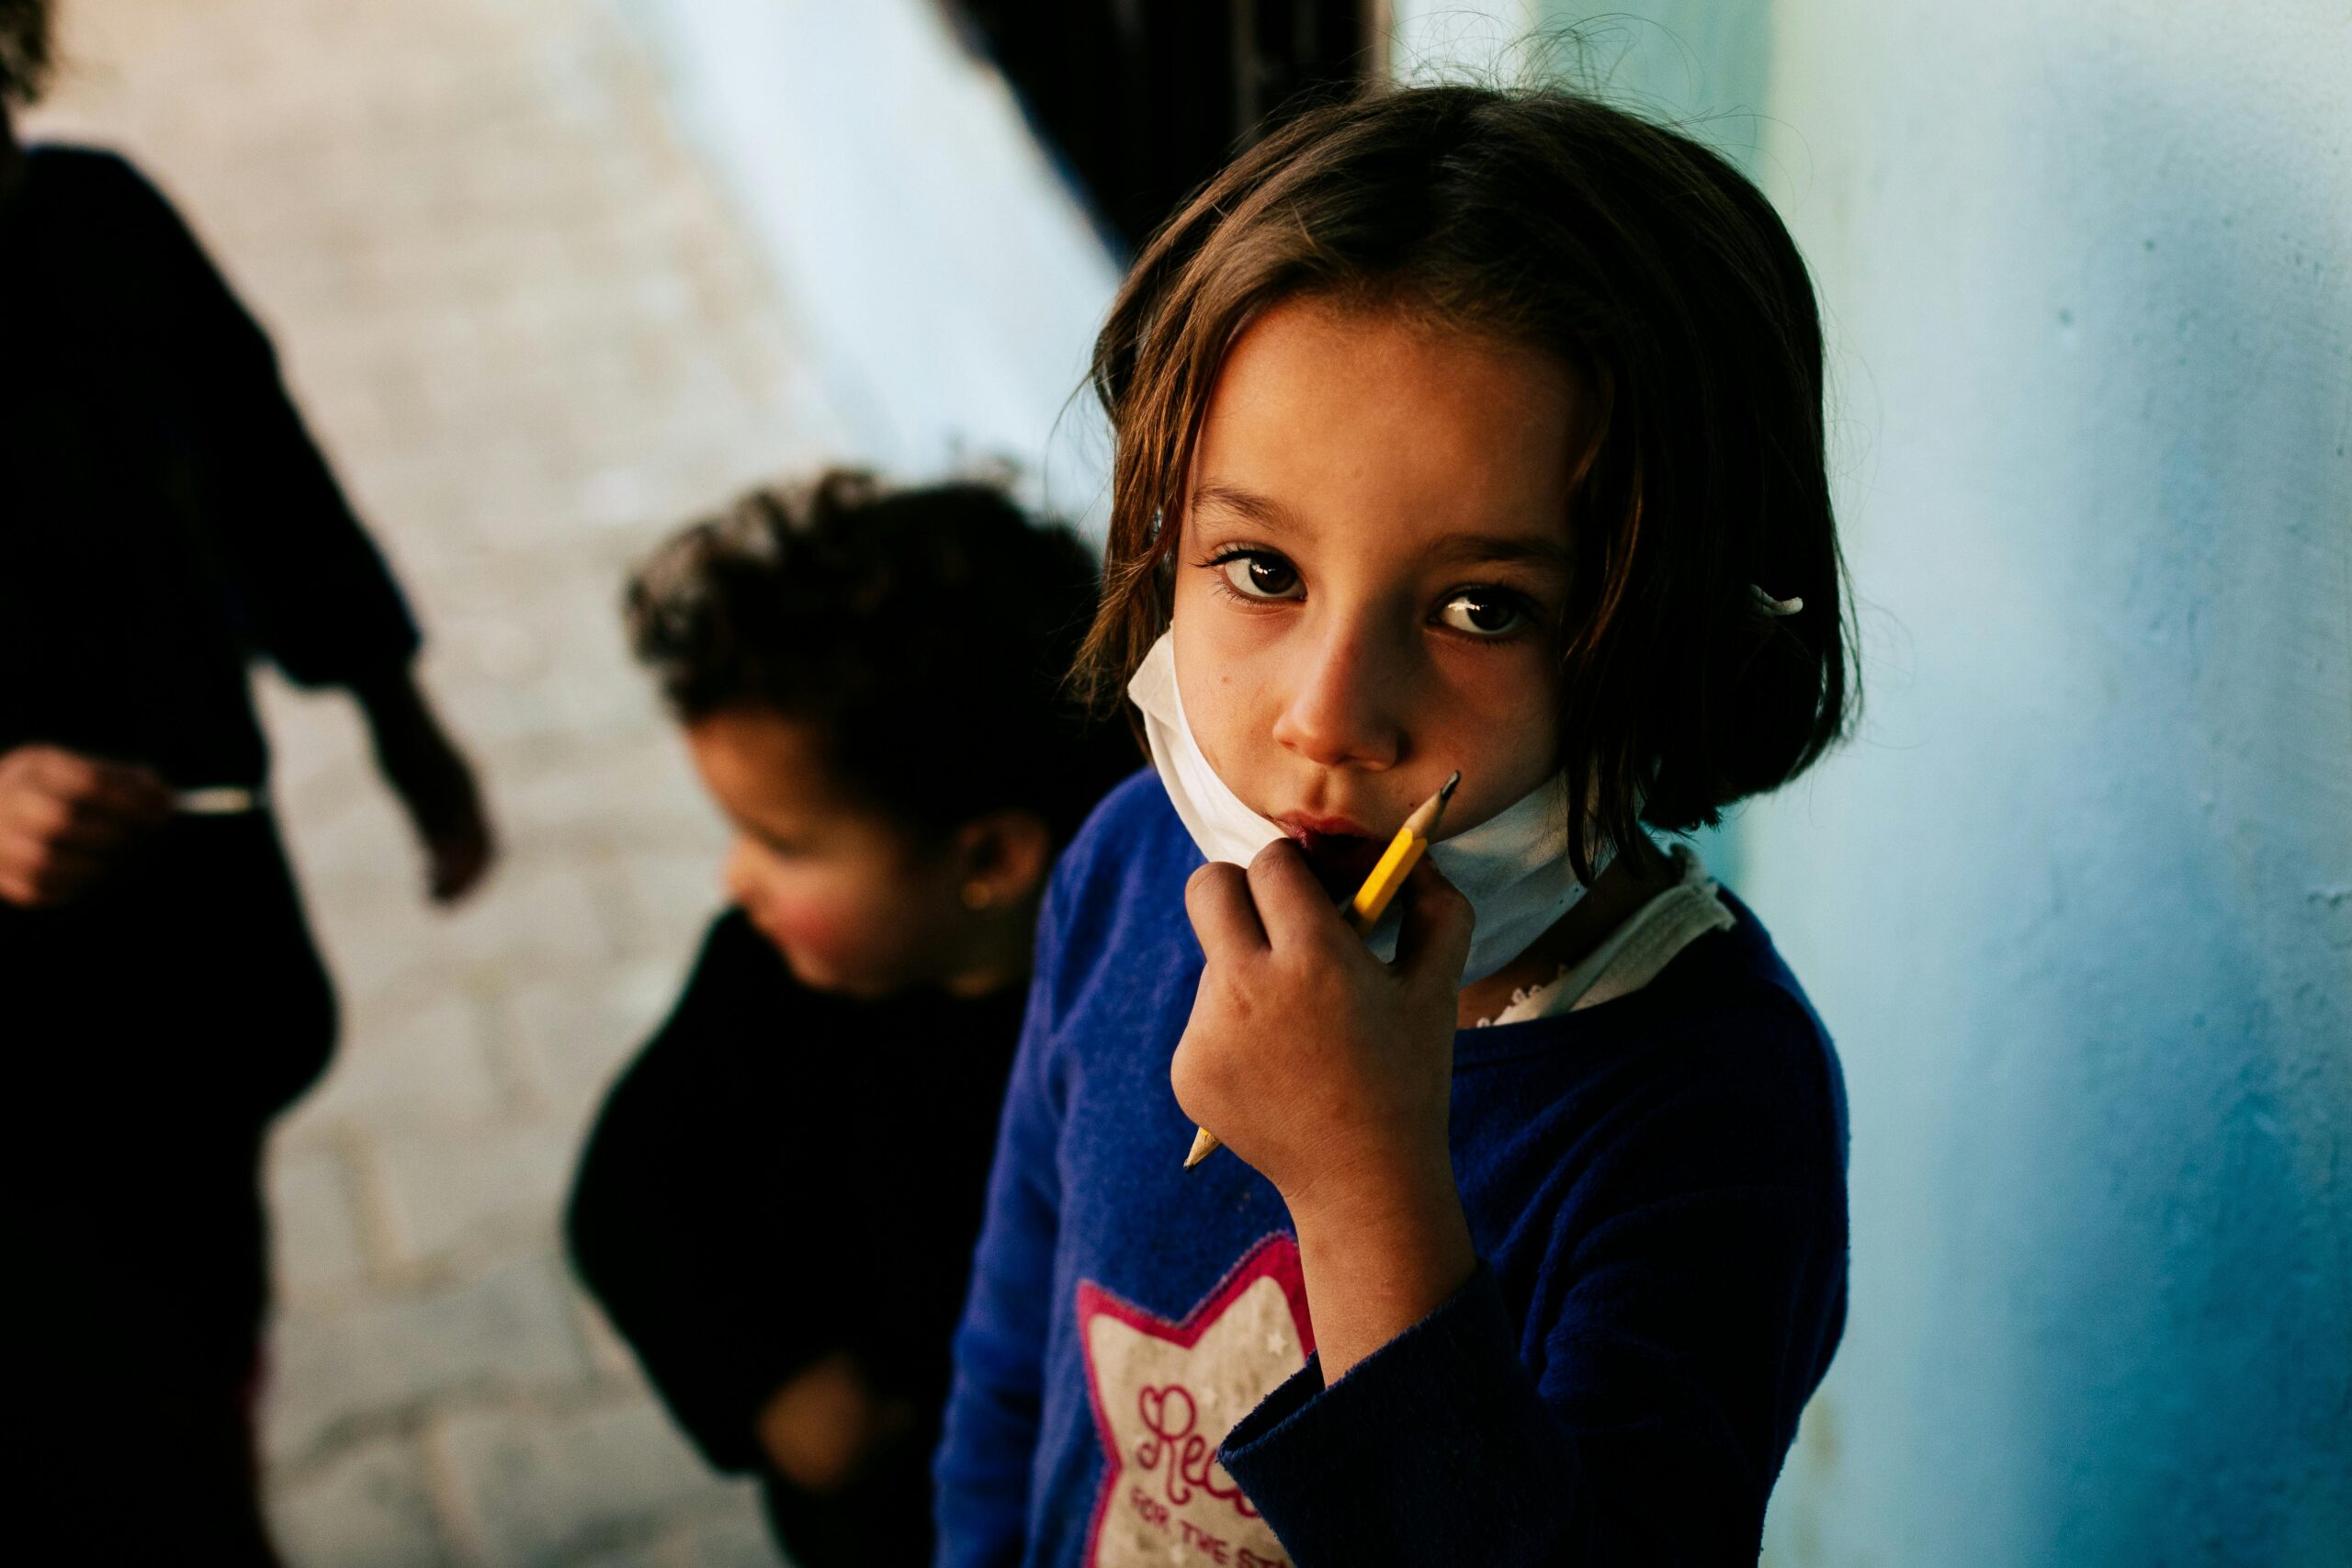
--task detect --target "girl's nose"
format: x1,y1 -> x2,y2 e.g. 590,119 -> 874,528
1270,616 -> 1404,771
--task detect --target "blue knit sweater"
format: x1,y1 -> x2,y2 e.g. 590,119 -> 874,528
934,771 -> 1849,1567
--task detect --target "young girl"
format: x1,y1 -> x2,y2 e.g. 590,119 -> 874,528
934,86 -> 1853,1566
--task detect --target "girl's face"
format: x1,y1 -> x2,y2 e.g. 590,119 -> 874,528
685,706 -> 969,997
1171,294 -> 1579,894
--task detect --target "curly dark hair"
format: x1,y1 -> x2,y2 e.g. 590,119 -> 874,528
0,0 -> 51,107
627,468 -> 1136,847
1078,85 -> 1856,881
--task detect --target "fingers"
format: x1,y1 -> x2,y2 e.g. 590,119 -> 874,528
6,746 -> 171,828
75,758 -> 174,825
0,746 -> 171,907
1245,837 -> 1351,953
30,803 -> 138,853
1390,857 -> 1475,988
0,841 -> 107,907
1184,861 -> 1267,960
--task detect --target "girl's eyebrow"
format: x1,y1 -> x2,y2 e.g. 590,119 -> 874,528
1195,479 -> 1567,573
1190,479 -> 1301,535
1428,533 -> 1572,573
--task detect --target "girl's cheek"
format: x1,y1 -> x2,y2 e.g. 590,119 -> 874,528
730,852 -> 846,965
761,873 -> 932,993
763,890 -> 870,973
1174,617 -> 1281,771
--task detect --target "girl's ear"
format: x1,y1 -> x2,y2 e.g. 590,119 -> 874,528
954,809 -> 1055,913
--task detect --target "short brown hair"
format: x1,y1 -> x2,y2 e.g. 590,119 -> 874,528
1075,85 -> 1854,880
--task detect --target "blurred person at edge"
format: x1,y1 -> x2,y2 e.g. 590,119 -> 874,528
566,470 -> 1134,1568
0,4 -> 492,1561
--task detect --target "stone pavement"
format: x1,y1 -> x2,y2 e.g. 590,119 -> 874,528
28,1 -> 849,1562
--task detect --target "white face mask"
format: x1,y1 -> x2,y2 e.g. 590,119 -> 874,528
1127,630 -> 1592,986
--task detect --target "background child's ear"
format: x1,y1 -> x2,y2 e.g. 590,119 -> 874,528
954,809 -> 1056,911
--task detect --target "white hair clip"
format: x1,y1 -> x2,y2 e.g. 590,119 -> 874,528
1750,584 -> 1804,617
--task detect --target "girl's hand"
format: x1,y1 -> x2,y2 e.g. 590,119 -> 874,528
1174,840 -> 1479,1379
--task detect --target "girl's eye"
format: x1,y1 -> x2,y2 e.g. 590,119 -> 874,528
1213,550 -> 1305,602
1438,589 -> 1532,638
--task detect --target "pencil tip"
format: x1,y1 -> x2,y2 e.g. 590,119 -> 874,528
1441,770 -> 1461,802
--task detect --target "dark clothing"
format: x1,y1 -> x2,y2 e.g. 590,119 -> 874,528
6,811 -> 338,1566
2,145 -> 417,1560
935,771 -> 1850,1567
952,4 -> 1370,255
6,811 -> 334,1557
0,146 -> 420,787
566,910 -> 1027,1568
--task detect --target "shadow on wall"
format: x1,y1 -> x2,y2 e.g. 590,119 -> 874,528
1993,39 -> 2351,1565
1743,5 -> 2351,1564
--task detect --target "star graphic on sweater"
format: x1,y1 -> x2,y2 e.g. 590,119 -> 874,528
1076,1234 -> 1314,1568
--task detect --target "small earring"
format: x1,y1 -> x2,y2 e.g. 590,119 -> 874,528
961,881 -> 993,911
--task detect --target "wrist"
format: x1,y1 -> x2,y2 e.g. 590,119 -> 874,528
1285,1153 -> 1476,1382
1282,1142 -> 1458,1241
356,670 -> 458,774
349,658 -> 420,705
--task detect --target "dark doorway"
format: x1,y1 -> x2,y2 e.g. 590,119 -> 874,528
944,1 -> 1381,256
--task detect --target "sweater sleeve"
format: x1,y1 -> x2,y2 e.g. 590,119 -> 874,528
565,916 -> 842,1473
1219,1025 -> 1849,1565
931,882 -> 1073,1567
112,157 -> 422,687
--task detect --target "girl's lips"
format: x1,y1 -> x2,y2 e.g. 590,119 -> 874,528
1275,819 -> 1386,899
1275,812 -> 1374,842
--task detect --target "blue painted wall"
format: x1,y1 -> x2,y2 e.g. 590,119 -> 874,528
1402,2 -> 2352,1562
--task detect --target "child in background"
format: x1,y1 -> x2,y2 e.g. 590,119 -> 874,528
935,85 -> 1854,1566
566,471 -> 1134,1568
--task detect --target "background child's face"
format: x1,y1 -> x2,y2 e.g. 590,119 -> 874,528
1170,294 -> 1579,893
684,706 -> 967,997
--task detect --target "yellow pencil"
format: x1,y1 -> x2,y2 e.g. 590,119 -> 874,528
1183,770 -> 1462,1170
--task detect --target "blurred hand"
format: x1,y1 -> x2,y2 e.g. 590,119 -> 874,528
0,744 -> 173,908
756,1348 -> 918,1495
355,670 -> 494,904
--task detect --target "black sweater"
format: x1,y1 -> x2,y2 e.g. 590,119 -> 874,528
566,910 -> 1025,1555
0,146 -> 419,788
3,146 -> 416,1128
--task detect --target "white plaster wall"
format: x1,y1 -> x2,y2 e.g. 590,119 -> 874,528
1743,4 -> 2350,1562
609,0 -> 1123,526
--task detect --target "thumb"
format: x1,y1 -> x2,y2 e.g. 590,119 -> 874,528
1391,856 -> 1474,989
